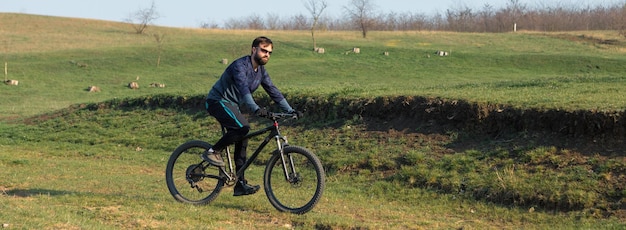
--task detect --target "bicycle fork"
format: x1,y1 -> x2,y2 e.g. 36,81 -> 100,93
275,135 -> 301,184
212,132 -> 298,185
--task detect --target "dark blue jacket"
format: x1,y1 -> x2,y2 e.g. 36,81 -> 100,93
207,55 -> 292,113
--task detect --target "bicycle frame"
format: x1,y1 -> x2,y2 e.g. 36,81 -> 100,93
166,111 -> 324,214
219,115 -> 291,183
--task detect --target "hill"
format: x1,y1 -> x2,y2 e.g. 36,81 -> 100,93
0,14 -> 625,229
2,13 -> 626,118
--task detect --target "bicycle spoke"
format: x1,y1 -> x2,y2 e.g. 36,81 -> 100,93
166,141 -> 224,205
264,146 -> 325,214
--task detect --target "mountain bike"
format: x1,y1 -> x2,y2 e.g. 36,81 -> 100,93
165,112 -> 325,214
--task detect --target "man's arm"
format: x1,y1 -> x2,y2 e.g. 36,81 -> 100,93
231,59 -> 261,113
260,71 -> 293,112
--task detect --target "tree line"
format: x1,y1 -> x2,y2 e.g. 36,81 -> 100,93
200,0 -> 626,35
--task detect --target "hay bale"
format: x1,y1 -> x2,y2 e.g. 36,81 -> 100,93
221,59 -> 228,65
4,79 -> 18,86
315,47 -> 325,54
352,47 -> 360,54
128,81 -> 139,89
383,51 -> 389,56
436,50 -> 449,56
87,86 -> 100,92
149,82 -> 166,88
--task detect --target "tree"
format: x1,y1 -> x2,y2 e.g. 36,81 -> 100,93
245,14 -> 265,30
125,1 -> 161,34
266,13 -> 282,30
153,33 -> 165,68
304,0 -> 328,50
479,4 -> 495,32
199,20 -> 220,29
283,14 -> 309,30
500,0 -> 526,31
620,3 -> 626,38
344,0 -> 375,38
3,41 -> 8,82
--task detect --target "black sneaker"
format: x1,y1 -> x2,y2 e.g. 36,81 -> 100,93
233,180 -> 260,196
201,150 -> 225,167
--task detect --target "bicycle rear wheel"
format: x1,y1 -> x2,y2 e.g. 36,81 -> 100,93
263,146 -> 325,214
165,140 -> 224,205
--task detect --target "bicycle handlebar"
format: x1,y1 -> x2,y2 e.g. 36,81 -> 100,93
267,112 -> 299,120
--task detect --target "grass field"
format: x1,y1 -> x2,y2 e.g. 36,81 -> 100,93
1,13 -> 625,229
2,14 -> 626,118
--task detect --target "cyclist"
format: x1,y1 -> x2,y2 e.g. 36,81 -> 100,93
202,36 -> 301,196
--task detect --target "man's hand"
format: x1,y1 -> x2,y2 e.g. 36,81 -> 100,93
255,108 -> 269,118
290,110 -> 304,119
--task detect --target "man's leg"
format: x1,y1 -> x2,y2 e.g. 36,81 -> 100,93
212,127 -> 248,151
233,138 -> 260,196
234,138 -> 249,174
203,100 -> 249,166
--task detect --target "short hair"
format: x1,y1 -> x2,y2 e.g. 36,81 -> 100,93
252,36 -> 273,48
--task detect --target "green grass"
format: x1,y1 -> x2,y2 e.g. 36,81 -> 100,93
1,13 -> 626,229
2,14 -> 626,119
2,105 -> 625,229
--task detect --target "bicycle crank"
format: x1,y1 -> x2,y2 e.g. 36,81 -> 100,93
219,167 -> 237,186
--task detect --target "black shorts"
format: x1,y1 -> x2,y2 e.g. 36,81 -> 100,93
205,99 -> 249,130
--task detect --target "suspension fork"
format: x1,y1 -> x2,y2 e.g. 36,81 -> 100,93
275,134 -> 297,182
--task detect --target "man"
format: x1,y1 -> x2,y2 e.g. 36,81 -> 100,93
202,36 -> 300,196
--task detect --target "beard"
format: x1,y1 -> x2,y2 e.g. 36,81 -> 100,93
254,53 -> 269,65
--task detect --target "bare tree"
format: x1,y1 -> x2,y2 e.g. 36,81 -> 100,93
3,41 -> 8,82
199,19 -> 220,29
620,3 -> 626,38
266,13 -> 282,30
125,1 -> 161,34
446,6 -> 476,32
224,18 -> 246,29
153,33 -> 165,67
283,14 -> 310,30
245,14 -> 265,30
501,0 -> 526,31
199,1 -> 625,33
479,4 -> 495,32
304,0 -> 328,50
344,0 -> 376,38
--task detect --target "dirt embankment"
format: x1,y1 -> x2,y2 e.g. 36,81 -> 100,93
288,95 -> 625,137
69,93 -> 625,155
280,94 -> 626,156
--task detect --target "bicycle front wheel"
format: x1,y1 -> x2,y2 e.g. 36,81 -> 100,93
165,140 -> 224,205
264,146 -> 325,214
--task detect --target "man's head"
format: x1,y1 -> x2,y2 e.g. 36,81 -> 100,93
251,36 -> 273,66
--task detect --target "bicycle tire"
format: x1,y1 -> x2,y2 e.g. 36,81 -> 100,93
263,146 -> 325,214
165,140 -> 224,205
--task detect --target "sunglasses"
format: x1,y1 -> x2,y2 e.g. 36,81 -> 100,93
256,47 -> 272,55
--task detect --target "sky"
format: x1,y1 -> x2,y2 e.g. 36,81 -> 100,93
1,0 -> 623,28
